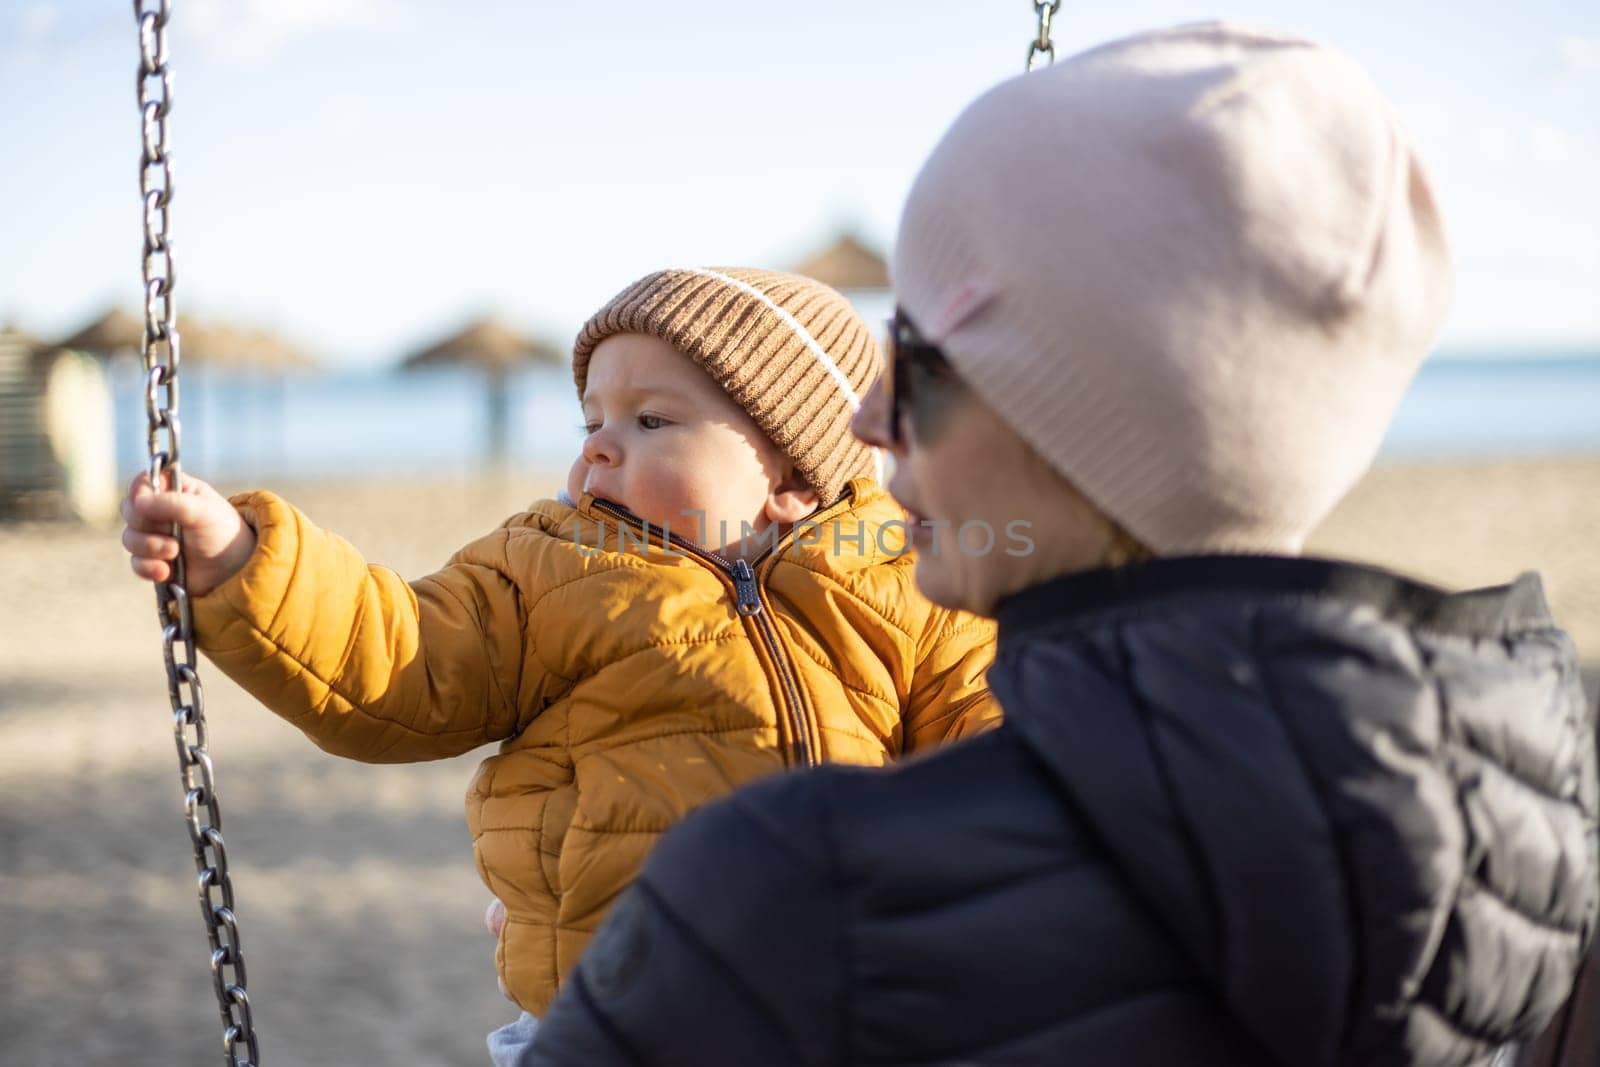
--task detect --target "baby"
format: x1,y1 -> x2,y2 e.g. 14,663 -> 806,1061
121,267 -> 1000,1031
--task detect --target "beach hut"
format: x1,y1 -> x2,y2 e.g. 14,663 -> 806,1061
0,321 -> 42,353
400,316 -> 565,465
0,328 -> 47,514
0,326 -> 116,522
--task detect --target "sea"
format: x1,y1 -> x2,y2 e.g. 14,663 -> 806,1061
106,351 -> 1600,484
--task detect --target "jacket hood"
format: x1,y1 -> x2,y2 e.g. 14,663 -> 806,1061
992,556 -> 1598,1066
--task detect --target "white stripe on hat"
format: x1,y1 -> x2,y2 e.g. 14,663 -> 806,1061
682,267 -> 862,411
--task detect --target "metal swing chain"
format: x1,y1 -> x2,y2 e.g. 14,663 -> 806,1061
1027,0 -> 1060,71
135,3 -> 263,1064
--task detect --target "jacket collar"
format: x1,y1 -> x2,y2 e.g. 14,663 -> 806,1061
570,478 -> 898,572
996,554 -> 1553,646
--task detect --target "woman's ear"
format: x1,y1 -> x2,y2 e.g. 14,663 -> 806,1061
765,465 -> 819,525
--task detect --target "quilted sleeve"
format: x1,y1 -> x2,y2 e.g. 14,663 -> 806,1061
902,607 -> 1001,751
189,490 -> 539,762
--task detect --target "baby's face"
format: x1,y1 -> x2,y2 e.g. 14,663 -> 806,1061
569,334 -> 799,556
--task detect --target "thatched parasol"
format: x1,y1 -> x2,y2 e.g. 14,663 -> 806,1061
400,317 -> 564,373
790,232 -> 889,291
55,307 -> 144,355
401,316 -> 566,466
52,308 -> 313,369
179,318 -> 314,370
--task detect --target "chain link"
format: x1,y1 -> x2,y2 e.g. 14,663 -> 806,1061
1027,0 -> 1060,71
135,3 -> 262,1063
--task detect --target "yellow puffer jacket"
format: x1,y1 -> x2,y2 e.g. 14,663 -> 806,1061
191,477 -> 999,1013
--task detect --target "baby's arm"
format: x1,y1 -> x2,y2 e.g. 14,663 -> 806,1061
121,473 -> 530,761
902,608 -> 1002,751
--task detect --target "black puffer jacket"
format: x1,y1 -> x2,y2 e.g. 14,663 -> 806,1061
526,557 -> 1599,1066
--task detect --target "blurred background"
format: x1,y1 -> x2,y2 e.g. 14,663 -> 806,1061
1,2 -> 1597,1064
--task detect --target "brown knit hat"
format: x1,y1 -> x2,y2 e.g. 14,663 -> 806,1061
572,267 -> 881,505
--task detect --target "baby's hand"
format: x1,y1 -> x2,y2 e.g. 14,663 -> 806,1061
120,471 -> 257,597
485,897 -> 515,1002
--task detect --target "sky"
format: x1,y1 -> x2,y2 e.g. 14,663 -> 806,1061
2,1 -> 1597,368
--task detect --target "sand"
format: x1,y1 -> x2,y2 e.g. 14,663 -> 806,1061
2,458 -> 1597,1065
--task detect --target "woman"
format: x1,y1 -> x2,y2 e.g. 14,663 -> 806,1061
520,23 -> 1598,1066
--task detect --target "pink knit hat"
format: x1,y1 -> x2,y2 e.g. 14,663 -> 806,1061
892,22 -> 1453,554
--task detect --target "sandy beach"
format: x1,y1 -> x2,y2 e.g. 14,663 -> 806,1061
2,458 -> 1597,1066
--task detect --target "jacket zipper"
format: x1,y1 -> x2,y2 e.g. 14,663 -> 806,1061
588,499 -> 816,768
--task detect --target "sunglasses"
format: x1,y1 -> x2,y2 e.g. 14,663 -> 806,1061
884,309 -> 954,445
